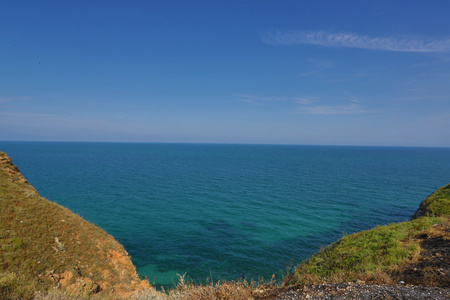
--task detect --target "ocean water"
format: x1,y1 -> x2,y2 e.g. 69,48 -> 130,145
1,142 -> 450,287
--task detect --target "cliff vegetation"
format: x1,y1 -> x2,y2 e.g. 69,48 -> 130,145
0,152 -> 150,299
283,183 -> 450,289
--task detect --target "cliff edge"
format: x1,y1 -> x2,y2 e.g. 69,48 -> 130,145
411,183 -> 450,220
262,183 -> 450,299
0,152 -> 151,299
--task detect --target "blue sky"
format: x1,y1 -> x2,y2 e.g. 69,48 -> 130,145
1,1 -> 450,146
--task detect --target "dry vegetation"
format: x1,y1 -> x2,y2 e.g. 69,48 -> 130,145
131,274 -> 259,300
0,152 -> 149,299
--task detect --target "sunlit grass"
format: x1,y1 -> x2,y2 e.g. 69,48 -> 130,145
285,216 -> 446,286
413,183 -> 450,218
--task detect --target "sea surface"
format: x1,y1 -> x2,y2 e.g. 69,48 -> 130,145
1,142 -> 450,287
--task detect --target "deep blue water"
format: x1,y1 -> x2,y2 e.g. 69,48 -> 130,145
1,141 -> 450,287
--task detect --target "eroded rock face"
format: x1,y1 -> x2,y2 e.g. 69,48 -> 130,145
0,151 -> 151,298
0,152 -> 33,185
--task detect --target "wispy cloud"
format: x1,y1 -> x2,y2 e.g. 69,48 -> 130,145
238,94 -> 315,105
0,97 -> 13,103
299,71 -> 320,77
295,96 -> 372,115
0,112 -> 55,118
239,94 -> 372,115
306,58 -> 335,68
0,96 -> 32,103
262,31 -> 450,53
295,103 -> 369,115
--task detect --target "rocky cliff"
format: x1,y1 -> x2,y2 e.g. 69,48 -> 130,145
0,152 -> 151,299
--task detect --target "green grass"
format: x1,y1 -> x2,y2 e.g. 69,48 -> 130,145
285,182 -> 450,286
0,271 -> 36,300
415,183 -> 450,218
286,216 -> 443,285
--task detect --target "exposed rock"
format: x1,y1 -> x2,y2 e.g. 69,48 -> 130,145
0,152 -> 26,181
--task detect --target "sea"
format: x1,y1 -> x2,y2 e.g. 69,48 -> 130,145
1,141 -> 449,288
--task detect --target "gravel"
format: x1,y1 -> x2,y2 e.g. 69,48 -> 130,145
256,283 -> 450,300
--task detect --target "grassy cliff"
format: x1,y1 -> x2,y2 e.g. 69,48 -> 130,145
284,183 -> 450,288
0,152 -> 150,299
411,183 -> 450,219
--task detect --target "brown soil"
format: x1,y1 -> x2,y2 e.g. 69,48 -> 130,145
393,220 -> 450,287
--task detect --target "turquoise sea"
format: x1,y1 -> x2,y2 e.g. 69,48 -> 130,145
1,142 -> 450,287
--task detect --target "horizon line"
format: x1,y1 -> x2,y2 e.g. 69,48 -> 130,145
0,140 -> 449,149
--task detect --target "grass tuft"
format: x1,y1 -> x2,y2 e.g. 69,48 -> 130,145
0,271 -> 36,300
131,273 -> 257,300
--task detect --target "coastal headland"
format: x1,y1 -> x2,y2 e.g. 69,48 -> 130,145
0,152 -> 150,299
0,151 -> 448,299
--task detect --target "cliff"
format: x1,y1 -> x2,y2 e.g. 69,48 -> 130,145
265,184 -> 450,299
0,152 -> 151,299
411,183 -> 450,219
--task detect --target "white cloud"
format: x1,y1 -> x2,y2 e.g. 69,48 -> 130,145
239,98 -> 262,105
238,94 -> 290,102
294,97 -> 317,105
296,103 -> 369,115
239,94 -> 372,115
262,31 -> 450,53
349,97 -> 362,103
0,97 -> 14,103
299,71 -> 319,77
0,112 -> 54,118
238,94 -> 316,105
0,96 -> 32,104
306,58 -> 335,68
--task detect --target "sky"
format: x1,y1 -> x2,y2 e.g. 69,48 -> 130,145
1,0 -> 450,147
